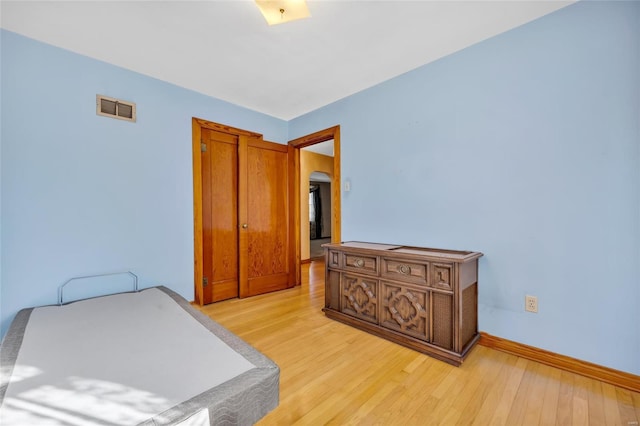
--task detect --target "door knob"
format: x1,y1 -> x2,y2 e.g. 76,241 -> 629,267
242,223 -> 248,229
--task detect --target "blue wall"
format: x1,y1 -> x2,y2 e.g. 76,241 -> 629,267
291,1 -> 640,374
0,29 -> 287,336
2,1 -> 639,375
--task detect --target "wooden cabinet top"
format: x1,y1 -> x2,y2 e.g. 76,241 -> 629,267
323,241 -> 483,263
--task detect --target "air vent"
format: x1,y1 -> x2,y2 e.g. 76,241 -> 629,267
96,95 -> 136,122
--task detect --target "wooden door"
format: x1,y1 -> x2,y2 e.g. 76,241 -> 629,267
198,124 -> 293,303
239,136 -> 294,297
201,129 -> 239,303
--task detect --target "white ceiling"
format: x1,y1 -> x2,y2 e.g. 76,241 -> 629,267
302,139 -> 334,156
0,0 -> 574,120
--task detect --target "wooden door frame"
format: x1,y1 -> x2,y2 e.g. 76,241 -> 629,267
192,117 -> 264,305
288,125 -> 341,285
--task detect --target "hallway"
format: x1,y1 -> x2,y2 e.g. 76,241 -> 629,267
309,237 -> 331,259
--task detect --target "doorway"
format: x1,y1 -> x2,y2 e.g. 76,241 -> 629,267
288,126 -> 341,285
309,172 -> 332,259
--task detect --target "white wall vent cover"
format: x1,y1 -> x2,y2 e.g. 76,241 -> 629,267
96,95 -> 136,122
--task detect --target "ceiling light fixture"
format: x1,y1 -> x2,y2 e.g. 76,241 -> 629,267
255,0 -> 311,26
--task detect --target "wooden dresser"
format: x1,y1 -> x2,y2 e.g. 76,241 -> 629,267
323,242 -> 483,366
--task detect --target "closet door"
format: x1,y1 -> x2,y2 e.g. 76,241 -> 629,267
239,136 -> 294,297
199,128 -> 293,304
201,129 -> 239,303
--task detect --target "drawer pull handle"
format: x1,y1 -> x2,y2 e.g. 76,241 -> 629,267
397,264 -> 411,275
354,258 -> 365,268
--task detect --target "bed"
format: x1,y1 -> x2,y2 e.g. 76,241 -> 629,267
0,274 -> 279,425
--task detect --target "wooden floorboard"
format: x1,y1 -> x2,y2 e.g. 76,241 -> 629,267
198,260 -> 640,425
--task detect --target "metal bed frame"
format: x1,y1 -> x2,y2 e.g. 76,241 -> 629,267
57,271 -> 138,305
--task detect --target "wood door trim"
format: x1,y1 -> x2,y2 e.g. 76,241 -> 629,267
289,126 -> 338,147
194,117 -> 263,138
288,125 -> 341,285
250,138 -> 289,152
192,119 -> 204,305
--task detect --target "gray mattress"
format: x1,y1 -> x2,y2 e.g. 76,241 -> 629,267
0,287 -> 279,425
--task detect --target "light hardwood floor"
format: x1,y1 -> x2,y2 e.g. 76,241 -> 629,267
198,261 -> 640,425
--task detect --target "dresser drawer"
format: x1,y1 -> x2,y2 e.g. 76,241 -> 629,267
342,253 -> 378,275
381,258 -> 428,286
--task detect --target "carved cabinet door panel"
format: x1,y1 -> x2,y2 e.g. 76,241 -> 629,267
341,273 -> 378,324
380,281 -> 429,341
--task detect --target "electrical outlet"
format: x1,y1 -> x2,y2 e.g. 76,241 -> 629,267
525,295 -> 538,313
